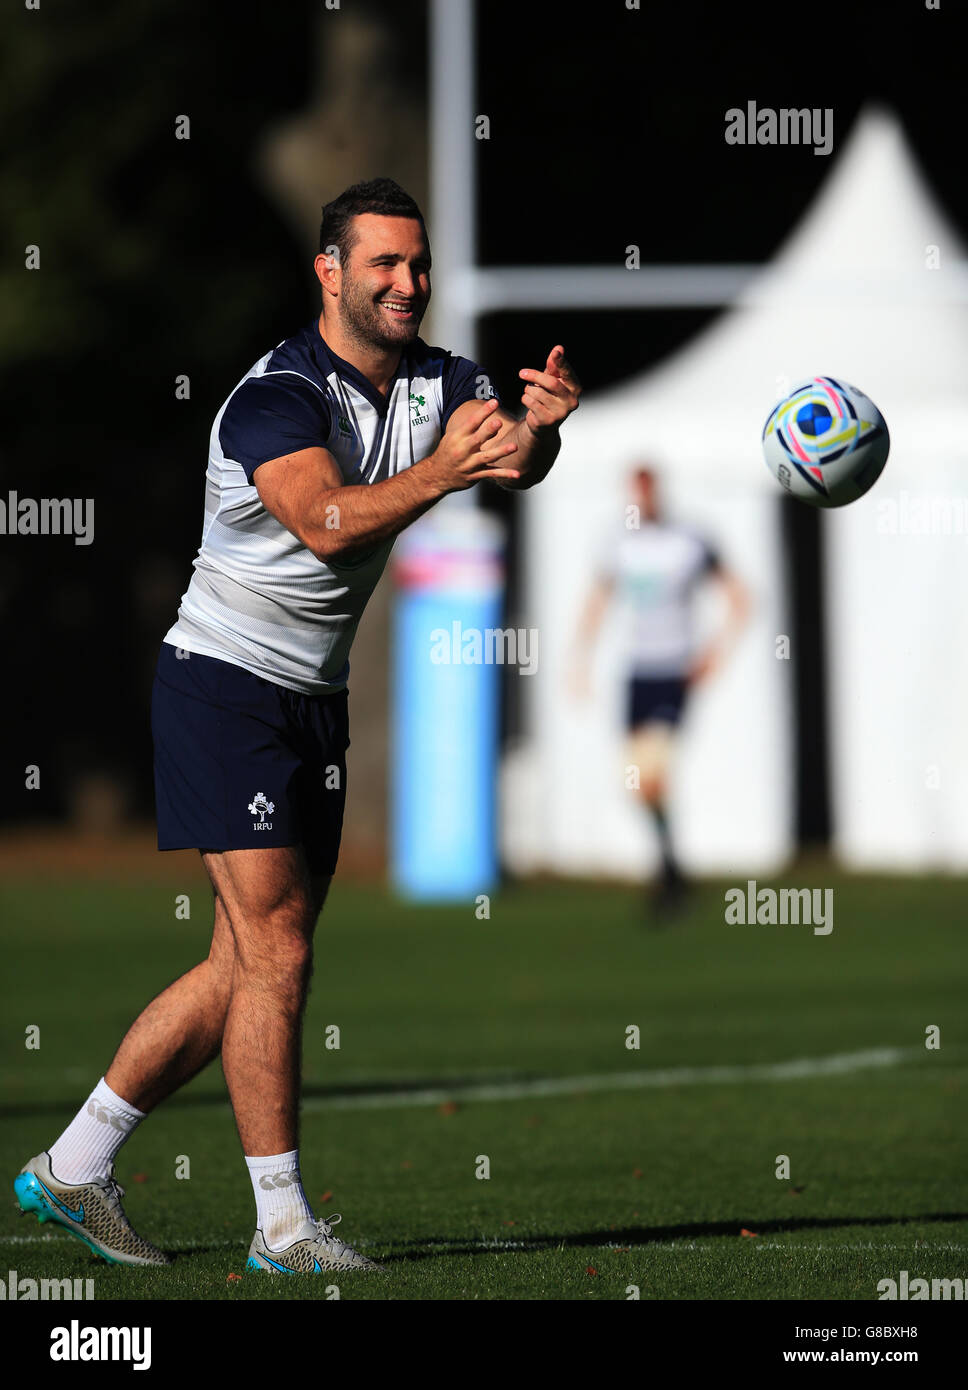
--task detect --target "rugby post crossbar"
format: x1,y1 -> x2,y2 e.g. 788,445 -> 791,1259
450,263 -> 968,312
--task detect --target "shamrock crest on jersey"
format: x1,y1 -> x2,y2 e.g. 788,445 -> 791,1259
409,391 -> 430,427
248,793 -> 275,822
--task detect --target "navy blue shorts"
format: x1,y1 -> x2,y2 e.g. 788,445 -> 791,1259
626,676 -> 688,731
151,644 -> 349,875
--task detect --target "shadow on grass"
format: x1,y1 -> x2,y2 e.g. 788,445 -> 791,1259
375,1212 -> 968,1263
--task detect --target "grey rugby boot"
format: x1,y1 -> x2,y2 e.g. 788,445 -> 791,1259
247,1214 -> 385,1274
14,1151 -> 171,1266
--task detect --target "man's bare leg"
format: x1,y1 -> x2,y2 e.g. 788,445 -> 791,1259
629,722 -> 686,910
104,892 -> 237,1112
26,844 -> 352,1267
195,845 -> 340,1255
98,847 -> 326,1128
72,844 -> 324,1153
42,876 -> 245,1197
201,845 -> 329,1156
44,888 -> 240,1188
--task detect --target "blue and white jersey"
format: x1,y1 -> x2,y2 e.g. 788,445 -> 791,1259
599,522 -> 720,678
165,320 -> 495,695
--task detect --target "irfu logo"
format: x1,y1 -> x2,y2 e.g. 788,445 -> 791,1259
247,792 -> 275,832
409,392 -> 430,427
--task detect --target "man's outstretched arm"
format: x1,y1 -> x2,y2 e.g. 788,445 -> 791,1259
253,397 -> 519,563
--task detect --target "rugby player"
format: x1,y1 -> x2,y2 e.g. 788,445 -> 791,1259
15,178 -> 580,1273
574,465 -> 748,913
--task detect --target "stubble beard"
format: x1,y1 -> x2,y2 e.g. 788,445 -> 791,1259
338,275 -> 427,354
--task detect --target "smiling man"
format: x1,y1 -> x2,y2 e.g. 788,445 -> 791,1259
15,178 -> 580,1276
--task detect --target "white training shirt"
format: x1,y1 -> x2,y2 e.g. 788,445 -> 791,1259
599,521 -> 719,678
164,319 -> 495,694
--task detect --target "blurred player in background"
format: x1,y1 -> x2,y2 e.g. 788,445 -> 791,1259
573,465 -> 750,915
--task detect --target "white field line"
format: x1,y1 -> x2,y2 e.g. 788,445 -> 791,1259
297,1046 -> 919,1114
0,1045 -> 945,1104
2,1046 -> 915,1118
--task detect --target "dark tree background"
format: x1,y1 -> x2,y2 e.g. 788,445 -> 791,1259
2,0 -> 966,834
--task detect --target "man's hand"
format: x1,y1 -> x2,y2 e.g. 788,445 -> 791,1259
518,345 -> 581,436
421,397 -> 521,493
686,649 -> 721,687
492,345 -> 581,490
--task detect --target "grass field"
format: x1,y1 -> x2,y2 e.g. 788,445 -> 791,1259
1,866 -> 966,1302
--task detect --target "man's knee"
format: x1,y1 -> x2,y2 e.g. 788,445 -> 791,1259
232,913 -> 314,994
208,896 -> 238,980
639,775 -> 665,806
627,724 -> 674,805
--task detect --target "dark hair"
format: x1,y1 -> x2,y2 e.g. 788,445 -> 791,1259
319,177 -> 425,264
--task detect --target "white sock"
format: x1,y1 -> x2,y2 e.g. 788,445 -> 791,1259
48,1077 -> 146,1184
245,1150 -> 314,1250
